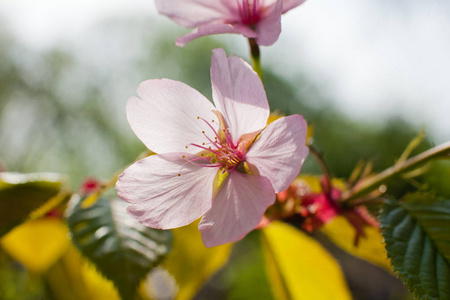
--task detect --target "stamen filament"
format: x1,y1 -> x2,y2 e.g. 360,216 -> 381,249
199,117 -> 221,141
190,143 -> 220,155
178,155 -> 222,176
202,134 -> 221,150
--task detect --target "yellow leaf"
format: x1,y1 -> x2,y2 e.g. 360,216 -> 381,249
46,247 -> 88,300
81,262 -> 122,300
261,221 -> 352,300
290,176 -> 346,195
296,175 -> 322,194
164,220 -> 232,300
0,218 -> 70,274
47,245 -> 156,300
47,245 -> 121,300
321,216 -> 392,271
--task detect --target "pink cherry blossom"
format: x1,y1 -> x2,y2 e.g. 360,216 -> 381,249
116,48 -> 309,247
155,0 -> 307,46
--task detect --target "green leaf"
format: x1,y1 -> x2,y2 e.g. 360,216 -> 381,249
396,129 -> 425,166
381,194 -> 450,300
67,195 -> 172,300
0,172 -> 65,237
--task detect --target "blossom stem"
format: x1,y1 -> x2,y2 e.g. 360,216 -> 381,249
248,38 -> 263,79
308,145 -> 332,192
341,141 -> 450,204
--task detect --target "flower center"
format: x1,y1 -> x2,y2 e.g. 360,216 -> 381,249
209,130 -> 243,170
237,0 -> 264,25
178,115 -> 245,176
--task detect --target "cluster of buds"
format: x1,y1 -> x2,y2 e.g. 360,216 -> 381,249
80,177 -> 103,196
262,176 -> 379,246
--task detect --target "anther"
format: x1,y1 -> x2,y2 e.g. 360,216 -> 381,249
182,155 -> 185,158
178,173 -> 181,176
197,116 -> 200,119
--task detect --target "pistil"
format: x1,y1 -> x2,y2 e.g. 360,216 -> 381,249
237,0 -> 264,25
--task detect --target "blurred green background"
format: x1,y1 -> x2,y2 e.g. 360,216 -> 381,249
0,19 -> 437,186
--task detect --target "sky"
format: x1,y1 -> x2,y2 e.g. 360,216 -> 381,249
0,0 -> 449,143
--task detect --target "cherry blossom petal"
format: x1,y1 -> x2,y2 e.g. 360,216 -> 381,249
210,48 -> 269,144
199,172 -> 275,247
260,0 -> 305,13
176,23 -> 257,47
262,0 -> 278,6
282,0 -> 307,14
127,79 -> 219,154
116,153 -> 218,229
256,0 -> 283,46
155,0 -> 238,28
246,115 -> 309,193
